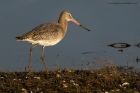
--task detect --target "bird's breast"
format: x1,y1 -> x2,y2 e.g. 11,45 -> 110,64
38,37 -> 63,46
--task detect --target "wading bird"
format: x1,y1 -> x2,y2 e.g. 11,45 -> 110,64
16,10 -> 90,71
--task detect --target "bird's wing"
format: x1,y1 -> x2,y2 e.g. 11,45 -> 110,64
21,23 -> 63,40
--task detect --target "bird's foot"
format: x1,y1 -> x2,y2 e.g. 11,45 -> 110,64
40,56 -> 47,71
25,66 -> 33,72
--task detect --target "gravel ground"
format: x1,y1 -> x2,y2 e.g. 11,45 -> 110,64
0,66 -> 140,93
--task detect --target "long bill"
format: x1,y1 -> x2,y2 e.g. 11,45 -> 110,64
79,25 -> 90,31
71,18 -> 91,31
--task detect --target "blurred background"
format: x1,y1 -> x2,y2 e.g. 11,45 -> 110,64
0,0 -> 140,71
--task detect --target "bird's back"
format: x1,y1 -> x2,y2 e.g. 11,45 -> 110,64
16,23 -> 65,46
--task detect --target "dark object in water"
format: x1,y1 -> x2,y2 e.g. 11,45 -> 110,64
136,56 -> 140,64
118,49 -> 124,52
108,2 -> 138,4
136,43 -> 140,48
81,51 -> 94,55
108,43 -> 131,52
108,43 -> 131,49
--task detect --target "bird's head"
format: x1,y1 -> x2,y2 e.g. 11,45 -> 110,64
60,10 -> 91,31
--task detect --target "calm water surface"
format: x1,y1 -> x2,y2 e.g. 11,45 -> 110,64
0,0 -> 140,71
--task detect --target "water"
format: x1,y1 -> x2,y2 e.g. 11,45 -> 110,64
0,0 -> 140,71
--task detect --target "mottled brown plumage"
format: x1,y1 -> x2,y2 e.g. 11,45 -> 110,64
16,10 -> 90,71
16,23 -> 65,46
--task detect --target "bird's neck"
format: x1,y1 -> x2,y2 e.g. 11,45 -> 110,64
58,17 -> 68,33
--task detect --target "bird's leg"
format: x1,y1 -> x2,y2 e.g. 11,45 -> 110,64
26,45 -> 36,72
25,46 -> 33,72
40,46 -> 47,71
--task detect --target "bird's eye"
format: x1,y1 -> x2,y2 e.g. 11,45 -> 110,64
68,14 -> 72,18
66,12 -> 71,16
69,13 -> 72,17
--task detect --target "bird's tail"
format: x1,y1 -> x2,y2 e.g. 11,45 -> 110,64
16,36 -> 25,40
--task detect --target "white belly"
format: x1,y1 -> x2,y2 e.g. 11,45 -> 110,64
24,38 -> 63,46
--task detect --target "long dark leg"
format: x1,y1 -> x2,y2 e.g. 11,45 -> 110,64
26,45 -> 36,72
40,46 -> 47,71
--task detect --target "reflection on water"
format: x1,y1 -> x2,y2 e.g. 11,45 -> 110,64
108,2 -> 138,5
108,0 -> 139,5
76,42 -> 140,71
108,42 -> 140,51
81,51 -> 95,55
108,42 -> 131,52
136,56 -> 140,64
136,43 -> 140,48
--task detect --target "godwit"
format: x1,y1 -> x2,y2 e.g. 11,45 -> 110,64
16,10 -> 90,71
